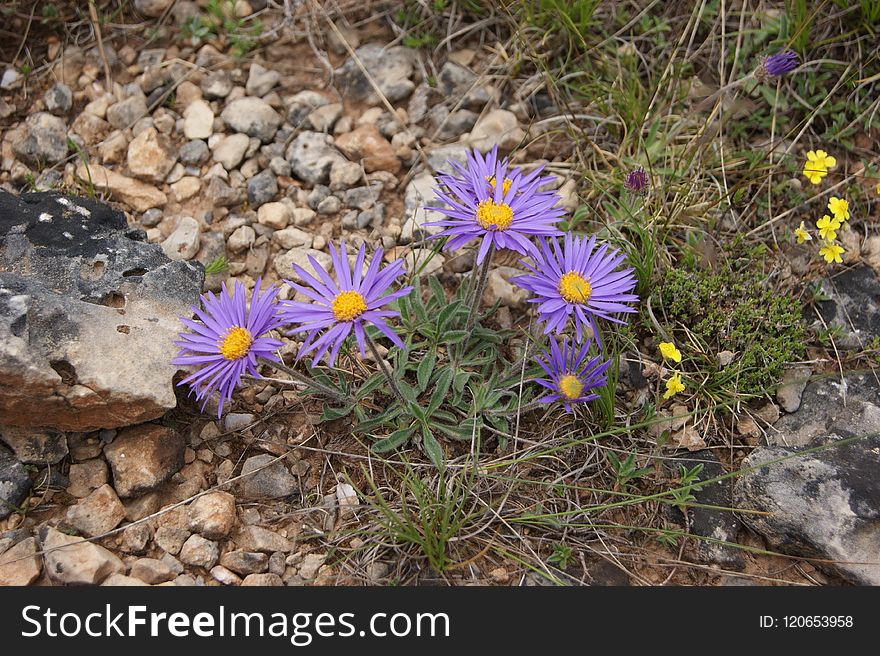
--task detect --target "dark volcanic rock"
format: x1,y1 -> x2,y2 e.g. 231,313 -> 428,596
0,191 -> 204,431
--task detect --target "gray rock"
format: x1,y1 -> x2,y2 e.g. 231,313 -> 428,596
666,452 -> 744,569
246,63 -> 281,97
67,459 -> 108,498
430,107 -> 478,141
40,525 -> 125,585
768,372 -> 880,448
0,446 -> 31,519
179,534 -> 219,569
273,248 -> 332,281
211,133 -> 250,170
0,426 -> 68,464
285,131 -> 346,185
206,176 -> 243,207
307,185 -> 331,210
776,365 -> 812,413
317,195 -> 341,215
221,97 -> 282,143
127,127 -> 177,183
335,43 -> 415,104
437,62 -> 491,110
357,203 -> 385,229
210,564 -> 242,585
161,216 -> 201,261
220,549 -> 269,575
466,109 -> 524,152
813,265 -> 880,349
233,525 -> 293,553
12,112 -> 69,165
201,71 -> 233,99
106,95 -> 149,130
401,172 -> 445,243
238,455 -> 298,500
246,169 -> 278,208
307,103 -> 342,132
269,156 -> 291,177
273,227 -> 312,250
65,483 -> 126,537
44,83 -> 73,115
343,184 -> 381,211
227,225 -> 256,254
285,90 -> 332,126
103,423 -> 186,498
298,552 -> 326,579
0,192 -> 203,431
735,435 -> 880,585
179,139 -> 210,165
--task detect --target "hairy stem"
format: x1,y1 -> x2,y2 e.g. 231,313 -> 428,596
256,357 -> 350,403
364,332 -> 408,407
464,246 -> 494,332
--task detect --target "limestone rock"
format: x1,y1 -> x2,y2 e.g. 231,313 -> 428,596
334,125 -> 400,174
65,483 -> 126,537
75,163 -> 167,211
335,43 -> 415,104
0,536 -> 42,586
0,192 -> 202,431
285,131 -> 347,185
238,455 -> 298,500
0,426 -> 68,465
103,424 -> 185,498
40,525 -> 125,585
221,97 -> 282,143
187,490 -> 237,539
12,112 -> 69,165
127,127 -> 177,183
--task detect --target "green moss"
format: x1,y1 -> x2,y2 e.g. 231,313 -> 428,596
659,262 -> 806,396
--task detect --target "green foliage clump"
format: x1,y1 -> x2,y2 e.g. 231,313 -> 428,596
659,262 -> 806,396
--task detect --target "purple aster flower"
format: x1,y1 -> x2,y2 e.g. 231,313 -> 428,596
173,280 -> 284,416
426,146 -> 564,264
624,167 -> 650,194
534,337 -> 612,413
755,49 -> 799,81
511,233 -> 639,344
279,241 -> 413,367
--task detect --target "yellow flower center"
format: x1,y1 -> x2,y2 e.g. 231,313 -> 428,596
219,326 -> 253,361
559,271 -> 592,304
331,290 -> 368,322
558,374 -> 584,400
485,176 -> 513,195
475,199 -> 514,231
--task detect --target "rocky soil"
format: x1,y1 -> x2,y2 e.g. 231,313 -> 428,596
1,2 -> 878,586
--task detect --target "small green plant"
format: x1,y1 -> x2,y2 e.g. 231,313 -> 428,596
670,463 -> 704,509
180,0 -> 262,58
607,450 -> 652,494
204,255 -> 229,275
547,542 -> 574,569
659,257 -> 807,396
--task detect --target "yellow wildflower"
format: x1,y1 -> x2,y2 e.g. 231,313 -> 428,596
816,214 -> 841,242
819,242 -> 844,264
663,372 -> 685,399
659,341 -> 682,363
876,180 -> 880,195
794,221 -> 812,244
827,196 -> 850,222
802,150 -> 836,185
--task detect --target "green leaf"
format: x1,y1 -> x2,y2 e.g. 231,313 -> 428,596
397,380 -> 418,404
321,404 -> 354,421
436,301 -> 463,332
371,426 -> 416,453
355,372 -> 385,400
444,330 -> 469,345
354,405 -> 403,433
427,275 -> 446,306
421,425 -> 444,468
434,417 -> 478,441
417,348 -> 437,392
427,366 -> 453,415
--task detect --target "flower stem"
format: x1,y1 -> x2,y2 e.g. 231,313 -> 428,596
464,245 -> 494,333
257,357 -> 350,403
364,332 -> 408,407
